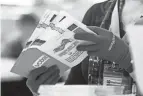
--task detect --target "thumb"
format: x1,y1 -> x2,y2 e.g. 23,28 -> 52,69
87,26 -> 112,36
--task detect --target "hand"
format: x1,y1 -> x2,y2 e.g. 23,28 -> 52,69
26,65 -> 60,95
74,26 -> 132,73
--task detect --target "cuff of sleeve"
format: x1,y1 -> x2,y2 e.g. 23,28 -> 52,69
116,49 -> 133,73
126,64 -> 133,73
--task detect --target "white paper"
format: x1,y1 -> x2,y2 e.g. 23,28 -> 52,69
38,85 -> 134,96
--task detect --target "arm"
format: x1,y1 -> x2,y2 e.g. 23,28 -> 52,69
82,2 -> 135,79
74,26 -> 134,75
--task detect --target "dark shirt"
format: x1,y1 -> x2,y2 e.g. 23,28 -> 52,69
65,0 -> 132,85
65,1 -> 112,85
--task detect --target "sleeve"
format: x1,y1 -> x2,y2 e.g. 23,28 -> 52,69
82,2 -> 106,26
65,64 -> 87,85
82,7 -> 93,25
82,4 -> 97,26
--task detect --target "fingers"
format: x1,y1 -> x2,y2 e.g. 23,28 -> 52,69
28,66 -> 48,80
76,44 -> 102,57
77,44 -> 100,51
26,65 -> 60,94
43,71 -> 60,85
87,26 -> 110,35
36,66 -> 60,85
74,32 -> 101,43
88,26 -> 104,35
74,26 -> 113,43
76,43 -> 106,57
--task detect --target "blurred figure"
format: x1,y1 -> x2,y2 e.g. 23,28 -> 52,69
2,14 -> 39,59
1,13 -> 39,96
12,14 -> 39,58
17,14 -> 38,47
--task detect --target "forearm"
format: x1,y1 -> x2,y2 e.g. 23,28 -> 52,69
107,34 -> 133,73
119,50 -> 135,80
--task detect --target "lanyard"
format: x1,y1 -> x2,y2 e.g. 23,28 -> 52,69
88,0 -> 118,85
100,0 -> 117,28
118,0 -> 126,38
100,0 -> 125,37
88,0 -> 125,85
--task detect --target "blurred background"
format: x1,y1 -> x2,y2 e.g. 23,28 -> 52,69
1,0 -> 106,96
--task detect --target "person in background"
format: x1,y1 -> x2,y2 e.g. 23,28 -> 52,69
26,0 -> 143,95
17,14 -> 39,46
1,14 -> 39,96
12,14 -> 38,58
1,14 -> 38,59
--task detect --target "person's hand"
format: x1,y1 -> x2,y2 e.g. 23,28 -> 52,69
26,65 -> 60,95
74,26 -> 132,73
